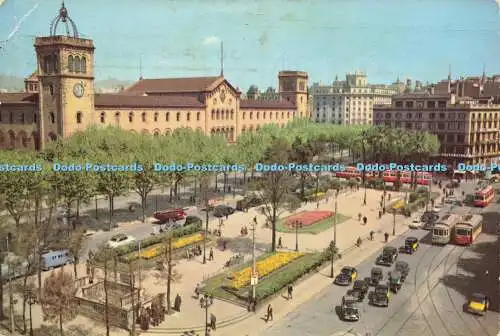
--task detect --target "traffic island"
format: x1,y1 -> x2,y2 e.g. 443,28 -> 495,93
276,210 -> 348,234
201,252 -> 324,306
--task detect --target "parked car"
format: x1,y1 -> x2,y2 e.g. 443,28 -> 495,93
236,196 -> 262,211
409,217 -> 423,229
370,284 -> 391,307
467,293 -> 490,315
41,250 -> 74,271
106,234 -> 136,248
213,205 -> 235,218
421,211 -> 439,222
334,266 -> 358,285
184,215 -> 202,226
351,279 -> 369,301
394,261 -> 410,282
153,208 -> 186,223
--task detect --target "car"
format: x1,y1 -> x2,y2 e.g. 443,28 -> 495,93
409,217 -> 423,229
334,266 -> 358,286
184,215 -> 202,226
106,234 -> 136,248
369,267 -> 384,286
351,279 -> 369,301
467,293 -> 490,315
388,270 -> 402,293
444,195 -> 457,204
402,237 -> 419,254
370,284 -> 391,307
421,211 -> 439,223
376,246 -> 398,266
432,203 -> 443,212
213,205 -> 235,218
340,295 -> 360,321
153,208 -> 186,223
394,260 -> 410,281
236,196 -> 262,211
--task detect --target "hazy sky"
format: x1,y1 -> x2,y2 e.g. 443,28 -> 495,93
0,0 -> 499,90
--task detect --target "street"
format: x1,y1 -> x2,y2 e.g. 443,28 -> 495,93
259,181 -> 500,336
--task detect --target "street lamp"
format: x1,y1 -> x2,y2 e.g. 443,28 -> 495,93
294,220 -> 303,252
250,217 -> 257,300
330,198 -> 338,278
24,290 -> 37,336
95,195 -> 99,219
361,131 -> 367,206
392,209 -> 396,236
200,293 -> 214,336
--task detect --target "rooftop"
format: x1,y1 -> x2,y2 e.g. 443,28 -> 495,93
94,93 -> 204,108
125,76 -> 225,93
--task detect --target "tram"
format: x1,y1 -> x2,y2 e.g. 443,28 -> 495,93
473,185 -> 495,207
334,167 -> 432,186
431,213 -> 460,245
455,214 -> 483,245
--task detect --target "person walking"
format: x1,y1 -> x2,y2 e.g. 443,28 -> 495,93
370,230 -> 374,241
384,232 -> 389,243
278,237 -> 283,248
287,284 -> 293,300
210,313 -> 217,330
363,216 -> 367,225
209,248 -> 214,261
266,304 -> 273,322
194,283 -> 200,299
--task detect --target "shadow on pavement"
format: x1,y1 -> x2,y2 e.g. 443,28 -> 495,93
440,237 -> 500,313
222,236 -> 271,255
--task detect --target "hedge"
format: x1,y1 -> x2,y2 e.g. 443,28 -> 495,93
255,253 -> 324,301
110,222 -> 202,257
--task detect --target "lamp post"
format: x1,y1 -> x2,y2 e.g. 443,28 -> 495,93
250,217 -> 257,300
203,198 -> 209,264
361,131 -> 367,206
24,290 -> 36,336
330,198 -> 338,278
295,220 -> 303,252
95,195 -> 98,219
392,209 -> 396,236
5,233 -> 14,336
200,293 -> 214,336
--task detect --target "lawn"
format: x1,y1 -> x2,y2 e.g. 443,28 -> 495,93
276,212 -> 349,234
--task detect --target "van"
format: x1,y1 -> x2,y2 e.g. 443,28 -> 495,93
41,250 -> 73,271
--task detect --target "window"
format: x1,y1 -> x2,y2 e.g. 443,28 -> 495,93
429,113 -> 436,119
230,109 -> 234,120
197,112 -> 200,121
385,113 -> 392,119
249,112 -> 253,120
216,110 -> 220,120
439,113 -> 445,119
242,112 -> 246,120
20,113 -> 25,124
438,101 -> 446,108
68,55 -> 74,72
49,84 -> 54,96
74,56 -> 81,73
9,112 -> 13,123
256,112 -> 260,120
33,112 -> 37,123
405,101 -> 414,108
417,113 -> 422,119
49,112 -> 55,124
438,123 -> 445,130
166,112 -> 170,121
100,112 -> 105,123
176,112 -> 180,121
76,112 -> 82,124
396,113 -> 401,119
129,112 -> 134,122
141,112 -> 146,122
288,111 -> 291,118
281,111 -> 284,118
406,113 -> 412,119
154,112 -> 158,122
187,112 -> 191,121
115,112 -> 120,122
226,110 -> 229,119
427,101 -> 435,108
211,110 -> 215,120
263,111 -> 266,119
81,56 -> 87,73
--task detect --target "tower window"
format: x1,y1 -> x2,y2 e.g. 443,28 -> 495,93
76,112 -> 82,124
100,112 -> 106,124
49,84 -> 54,96
49,112 -> 55,124
166,112 -> 170,121
176,112 -> 180,121
20,113 -> 25,124
68,55 -> 74,72
141,112 -> 146,122
154,112 -> 158,122
231,109 -> 234,120
129,112 -> 134,122
197,112 -> 200,121
74,56 -> 81,73
81,56 -> 87,73
211,110 -> 215,120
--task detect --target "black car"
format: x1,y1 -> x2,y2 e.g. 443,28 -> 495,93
421,211 -> 439,222
351,279 -> 369,301
402,237 -> 419,254
334,273 -> 351,286
341,295 -> 360,321
370,284 -> 390,307
213,205 -> 235,218
184,216 -> 202,226
369,267 -> 384,286
394,260 -> 410,281
388,270 -> 402,293
376,246 -> 398,266
236,196 -> 262,211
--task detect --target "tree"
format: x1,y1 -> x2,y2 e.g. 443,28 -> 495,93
153,235 -> 181,314
252,139 -> 300,252
95,246 -> 117,336
68,230 -> 86,278
41,269 -> 77,335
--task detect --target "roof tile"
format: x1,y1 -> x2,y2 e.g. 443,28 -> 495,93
94,93 -> 204,108
0,92 -> 38,104
125,76 -> 222,93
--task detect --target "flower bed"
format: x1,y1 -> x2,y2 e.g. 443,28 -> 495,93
230,252 -> 304,289
124,233 -> 204,261
285,211 -> 334,227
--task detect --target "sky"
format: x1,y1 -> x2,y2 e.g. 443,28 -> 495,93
0,0 -> 499,90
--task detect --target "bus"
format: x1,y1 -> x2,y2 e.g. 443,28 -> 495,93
473,185 -> 495,207
432,213 -> 460,245
335,167 -> 432,186
455,214 -> 483,245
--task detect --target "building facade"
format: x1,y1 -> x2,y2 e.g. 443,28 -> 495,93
311,72 -> 403,125
433,71 -> 500,99
373,94 -> 500,166
0,3 -> 307,151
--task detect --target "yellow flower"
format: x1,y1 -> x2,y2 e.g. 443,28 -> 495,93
230,252 -> 304,289
125,233 -> 204,260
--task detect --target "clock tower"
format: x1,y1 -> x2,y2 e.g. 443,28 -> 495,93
35,1 -> 95,148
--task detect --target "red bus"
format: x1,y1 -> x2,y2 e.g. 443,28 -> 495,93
473,185 -> 495,207
455,214 -> 483,245
335,167 -> 431,186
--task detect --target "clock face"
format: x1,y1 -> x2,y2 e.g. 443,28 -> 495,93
73,83 -> 84,98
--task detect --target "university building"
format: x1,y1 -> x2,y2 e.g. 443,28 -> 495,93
0,3 -> 308,151
373,93 -> 500,166
311,72 -> 406,125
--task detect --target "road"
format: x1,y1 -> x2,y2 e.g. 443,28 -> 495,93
260,181 -> 500,336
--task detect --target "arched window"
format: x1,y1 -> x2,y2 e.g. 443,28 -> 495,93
21,133 -> 29,148
44,56 -> 52,73
53,55 -> 59,72
197,112 -> 201,121
166,112 -> 170,121
211,110 -> 215,120
49,84 -> 54,96
275,111 -> 278,119
100,112 -> 106,124
141,112 -> 146,122
74,56 -> 81,73
9,112 -> 13,123
153,130 -> 160,136
225,110 -> 229,119
128,112 -> 134,122
256,112 -> 260,120
115,112 -> 120,123
187,112 -> 191,121
154,112 -> 158,122
249,112 -> 253,120
49,112 -> 55,124
231,109 -> 234,120
216,110 -> 220,120
76,112 -> 82,124
33,112 -> 37,123
242,112 -> 246,120
287,111 -> 290,118
176,112 -> 180,121
81,56 -> 87,73
281,111 -> 284,118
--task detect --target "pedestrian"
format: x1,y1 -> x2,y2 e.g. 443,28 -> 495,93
378,210 -> 382,219
278,237 -> 283,248
388,193 -> 391,201
358,213 -> 362,221
225,213 -> 229,220
194,283 -> 200,299
174,294 -> 182,312
266,304 -> 273,322
287,285 -> 293,300
85,259 -> 91,276
370,230 -> 374,241
209,248 -> 214,261
384,232 -> 389,243
210,313 -> 217,330
363,216 -> 367,225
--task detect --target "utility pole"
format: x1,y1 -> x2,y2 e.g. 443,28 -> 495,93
361,131 -> 367,205
138,240 -> 142,303
392,209 -> 396,236
330,197 -> 338,278
250,217 -> 257,300
6,233 -> 14,335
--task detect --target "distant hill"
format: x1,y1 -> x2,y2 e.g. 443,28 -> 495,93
0,75 -> 132,92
